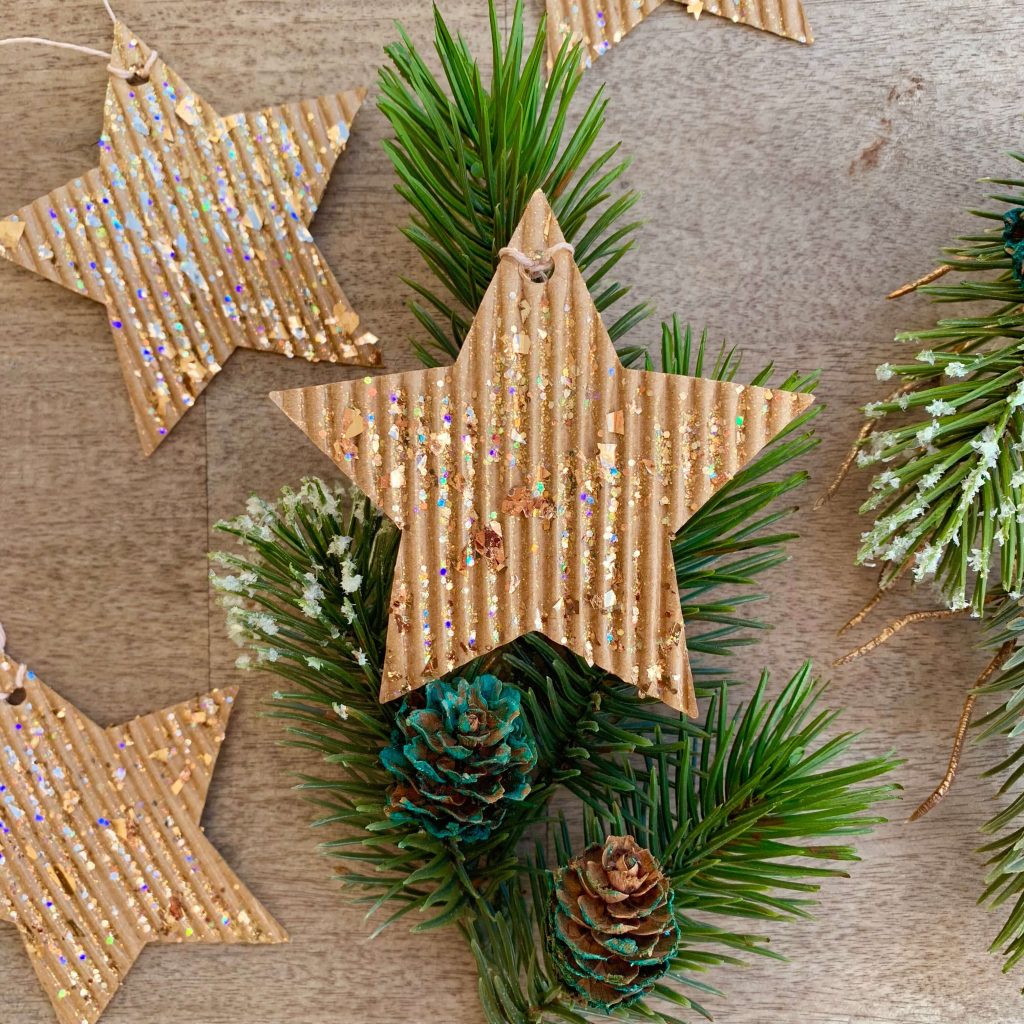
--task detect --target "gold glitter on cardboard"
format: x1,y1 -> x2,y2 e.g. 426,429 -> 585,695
0,20 -> 380,455
271,191 -> 813,716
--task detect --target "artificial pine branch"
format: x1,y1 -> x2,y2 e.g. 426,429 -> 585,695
493,665 -> 900,1024
968,599 -> 1024,979
210,474 -> 896,1022
206,5 -> 894,1020
378,0 -> 649,365
848,151 -> 1024,986
852,155 -> 1024,614
585,667 -> 899,960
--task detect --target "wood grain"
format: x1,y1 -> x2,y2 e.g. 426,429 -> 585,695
0,1 -> 1022,1021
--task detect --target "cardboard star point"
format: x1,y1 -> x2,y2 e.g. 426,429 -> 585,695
546,0 -> 813,70
271,191 -> 813,716
0,20 -> 380,455
0,645 -> 287,1024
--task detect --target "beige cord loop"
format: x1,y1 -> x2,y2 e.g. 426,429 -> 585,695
0,37 -> 159,81
109,47 -> 159,81
0,622 -> 27,692
0,36 -> 113,61
0,1 -> 159,82
499,242 -> 575,283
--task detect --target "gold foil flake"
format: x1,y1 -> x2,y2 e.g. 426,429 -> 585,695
545,0 -> 813,70
502,484 -> 555,519
271,191 -> 813,716
0,19 -> 380,455
0,650 -> 286,1024
340,407 -> 365,438
0,219 -> 25,249
174,93 -> 201,126
332,301 -> 362,335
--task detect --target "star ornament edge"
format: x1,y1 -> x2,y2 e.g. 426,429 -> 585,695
270,190 -> 814,718
545,0 -> 814,71
0,652 -> 287,1024
0,19 -> 380,456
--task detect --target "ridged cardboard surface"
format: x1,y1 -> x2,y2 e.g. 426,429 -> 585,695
0,652 -> 287,1024
271,191 -> 813,715
0,21 -> 380,455
546,0 -> 813,68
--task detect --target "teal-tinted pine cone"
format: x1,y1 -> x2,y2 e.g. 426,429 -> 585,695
550,835 -> 679,1011
380,675 -> 537,843
1003,208 -> 1024,282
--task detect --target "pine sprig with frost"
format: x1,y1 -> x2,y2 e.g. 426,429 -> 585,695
855,157 -> 1024,613
851,151 -> 1024,989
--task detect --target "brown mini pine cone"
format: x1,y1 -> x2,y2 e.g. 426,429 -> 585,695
549,834 -> 679,1010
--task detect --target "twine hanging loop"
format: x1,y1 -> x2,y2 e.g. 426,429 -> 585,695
499,242 -> 575,283
0,622 -> 28,694
0,1 -> 159,82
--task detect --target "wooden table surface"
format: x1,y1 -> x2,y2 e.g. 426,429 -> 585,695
1,1 -> 1021,1021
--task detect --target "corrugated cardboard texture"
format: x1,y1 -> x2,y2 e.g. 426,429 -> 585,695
546,0 -> 812,68
0,650 -> 287,1024
271,191 -> 813,715
0,20 -> 380,456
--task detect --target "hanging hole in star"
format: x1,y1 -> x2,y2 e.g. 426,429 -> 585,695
524,262 -> 555,284
498,242 -> 574,286
5,687 -> 27,706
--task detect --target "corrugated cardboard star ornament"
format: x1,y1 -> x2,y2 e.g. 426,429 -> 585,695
0,19 -> 380,455
0,630 -> 287,1024
546,0 -> 813,70
271,191 -> 813,716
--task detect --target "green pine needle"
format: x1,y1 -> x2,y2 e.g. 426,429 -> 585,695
378,0 -> 649,365
965,596 -> 1024,982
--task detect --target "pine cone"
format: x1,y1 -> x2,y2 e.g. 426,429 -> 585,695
380,675 -> 537,843
1004,208 -> 1024,282
550,835 -> 679,1010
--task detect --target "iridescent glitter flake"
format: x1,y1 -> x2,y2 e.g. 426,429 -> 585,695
271,191 -> 813,716
0,20 -> 380,455
0,643 -> 286,1024
546,0 -> 813,70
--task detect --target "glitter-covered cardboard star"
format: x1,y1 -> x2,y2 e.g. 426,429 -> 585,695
271,191 -> 813,715
0,646 -> 287,1024
546,0 -> 813,70
0,19 -> 380,456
